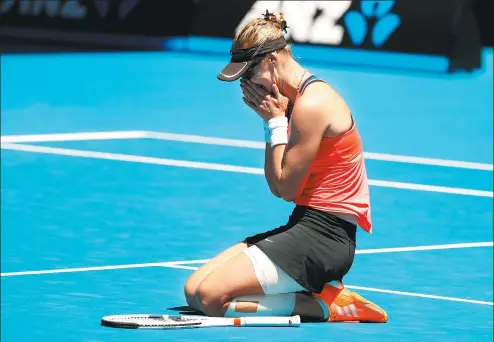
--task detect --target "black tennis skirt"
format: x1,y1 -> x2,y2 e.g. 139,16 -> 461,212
244,205 -> 357,294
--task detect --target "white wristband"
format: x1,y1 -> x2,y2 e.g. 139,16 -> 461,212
263,120 -> 271,143
268,117 -> 288,147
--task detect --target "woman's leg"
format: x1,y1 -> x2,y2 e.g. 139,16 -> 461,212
185,225 -> 387,322
195,249 -> 265,317
194,244 -> 388,322
185,222 -> 294,312
195,245 -> 338,320
184,242 -> 248,311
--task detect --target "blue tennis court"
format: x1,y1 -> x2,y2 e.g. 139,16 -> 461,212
1,46 -> 493,342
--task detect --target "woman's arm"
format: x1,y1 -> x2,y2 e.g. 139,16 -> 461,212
241,80 -> 328,200
270,98 -> 329,201
264,143 -> 281,198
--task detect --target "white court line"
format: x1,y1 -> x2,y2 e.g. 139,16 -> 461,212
0,143 -> 264,175
145,131 -> 266,149
355,241 -> 494,254
166,259 -> 211,266
1,131 -> 492,171
3,241 -> 491,277
363,152 -> 493,171
162,264 -> 202,271
1,143 -> 492,198
344,285 -> 493,306
0,131 -> 147,143
0,261 -> 171,277
367,180 -> 492,197
163,241 -> 494,265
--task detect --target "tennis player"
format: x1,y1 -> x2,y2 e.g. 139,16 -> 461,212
184,11 -> 388,323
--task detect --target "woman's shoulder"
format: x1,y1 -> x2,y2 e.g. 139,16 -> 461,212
298,76 -> 338,102
295,78 -> 353,136
295,79 -> 343,114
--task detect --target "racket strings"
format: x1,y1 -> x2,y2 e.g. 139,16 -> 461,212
103,315 -> 206,328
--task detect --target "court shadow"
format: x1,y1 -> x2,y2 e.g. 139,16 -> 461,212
168,305 -> 205,316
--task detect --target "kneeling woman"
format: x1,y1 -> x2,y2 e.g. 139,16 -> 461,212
183,12 -> 387,323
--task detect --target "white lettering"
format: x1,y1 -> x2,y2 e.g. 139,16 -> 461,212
237,1 -> 352,45
307,1 -> 351,44
281,1 -> 317,42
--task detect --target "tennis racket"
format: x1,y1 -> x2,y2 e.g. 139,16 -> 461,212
101,314 -> 301,329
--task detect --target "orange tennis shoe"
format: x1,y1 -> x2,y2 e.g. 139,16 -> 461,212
312,281 -> 388,323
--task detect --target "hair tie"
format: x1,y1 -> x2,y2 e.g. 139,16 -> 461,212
281,20 -> 289,34
263,9 -> 289,34
263,9 -> 273,21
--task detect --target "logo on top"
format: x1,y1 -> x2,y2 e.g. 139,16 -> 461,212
236,1 -> 400,48
344,0 -> 401,47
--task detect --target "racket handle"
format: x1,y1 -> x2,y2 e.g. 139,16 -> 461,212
237,315 -> 301,327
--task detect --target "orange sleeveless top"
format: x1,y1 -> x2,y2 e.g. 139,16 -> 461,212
289,76 -> 372,233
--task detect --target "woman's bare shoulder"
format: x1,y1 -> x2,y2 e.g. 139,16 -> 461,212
295,81 -> 353,136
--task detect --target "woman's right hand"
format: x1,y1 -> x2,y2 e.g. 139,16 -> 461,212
240,79 -> 289,121
240,79 -> 266,117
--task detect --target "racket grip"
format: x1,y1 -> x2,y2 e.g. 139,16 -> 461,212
239,315 -> 301,327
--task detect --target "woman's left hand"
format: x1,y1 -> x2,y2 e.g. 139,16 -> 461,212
241,79 -> 288,121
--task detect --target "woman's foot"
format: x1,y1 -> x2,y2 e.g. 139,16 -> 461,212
313,282 -> 388,323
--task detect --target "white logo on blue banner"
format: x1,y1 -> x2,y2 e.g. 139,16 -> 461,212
237,1 -> 400,48
236,1 -> 352,45
344,0 -> 400,47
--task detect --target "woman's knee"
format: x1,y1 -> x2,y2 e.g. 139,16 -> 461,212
196,279 -> 230,317
184,270 -> 225,312
184,279 -> 198,309
183,243 -> 248,310
184,271 -> 206,310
